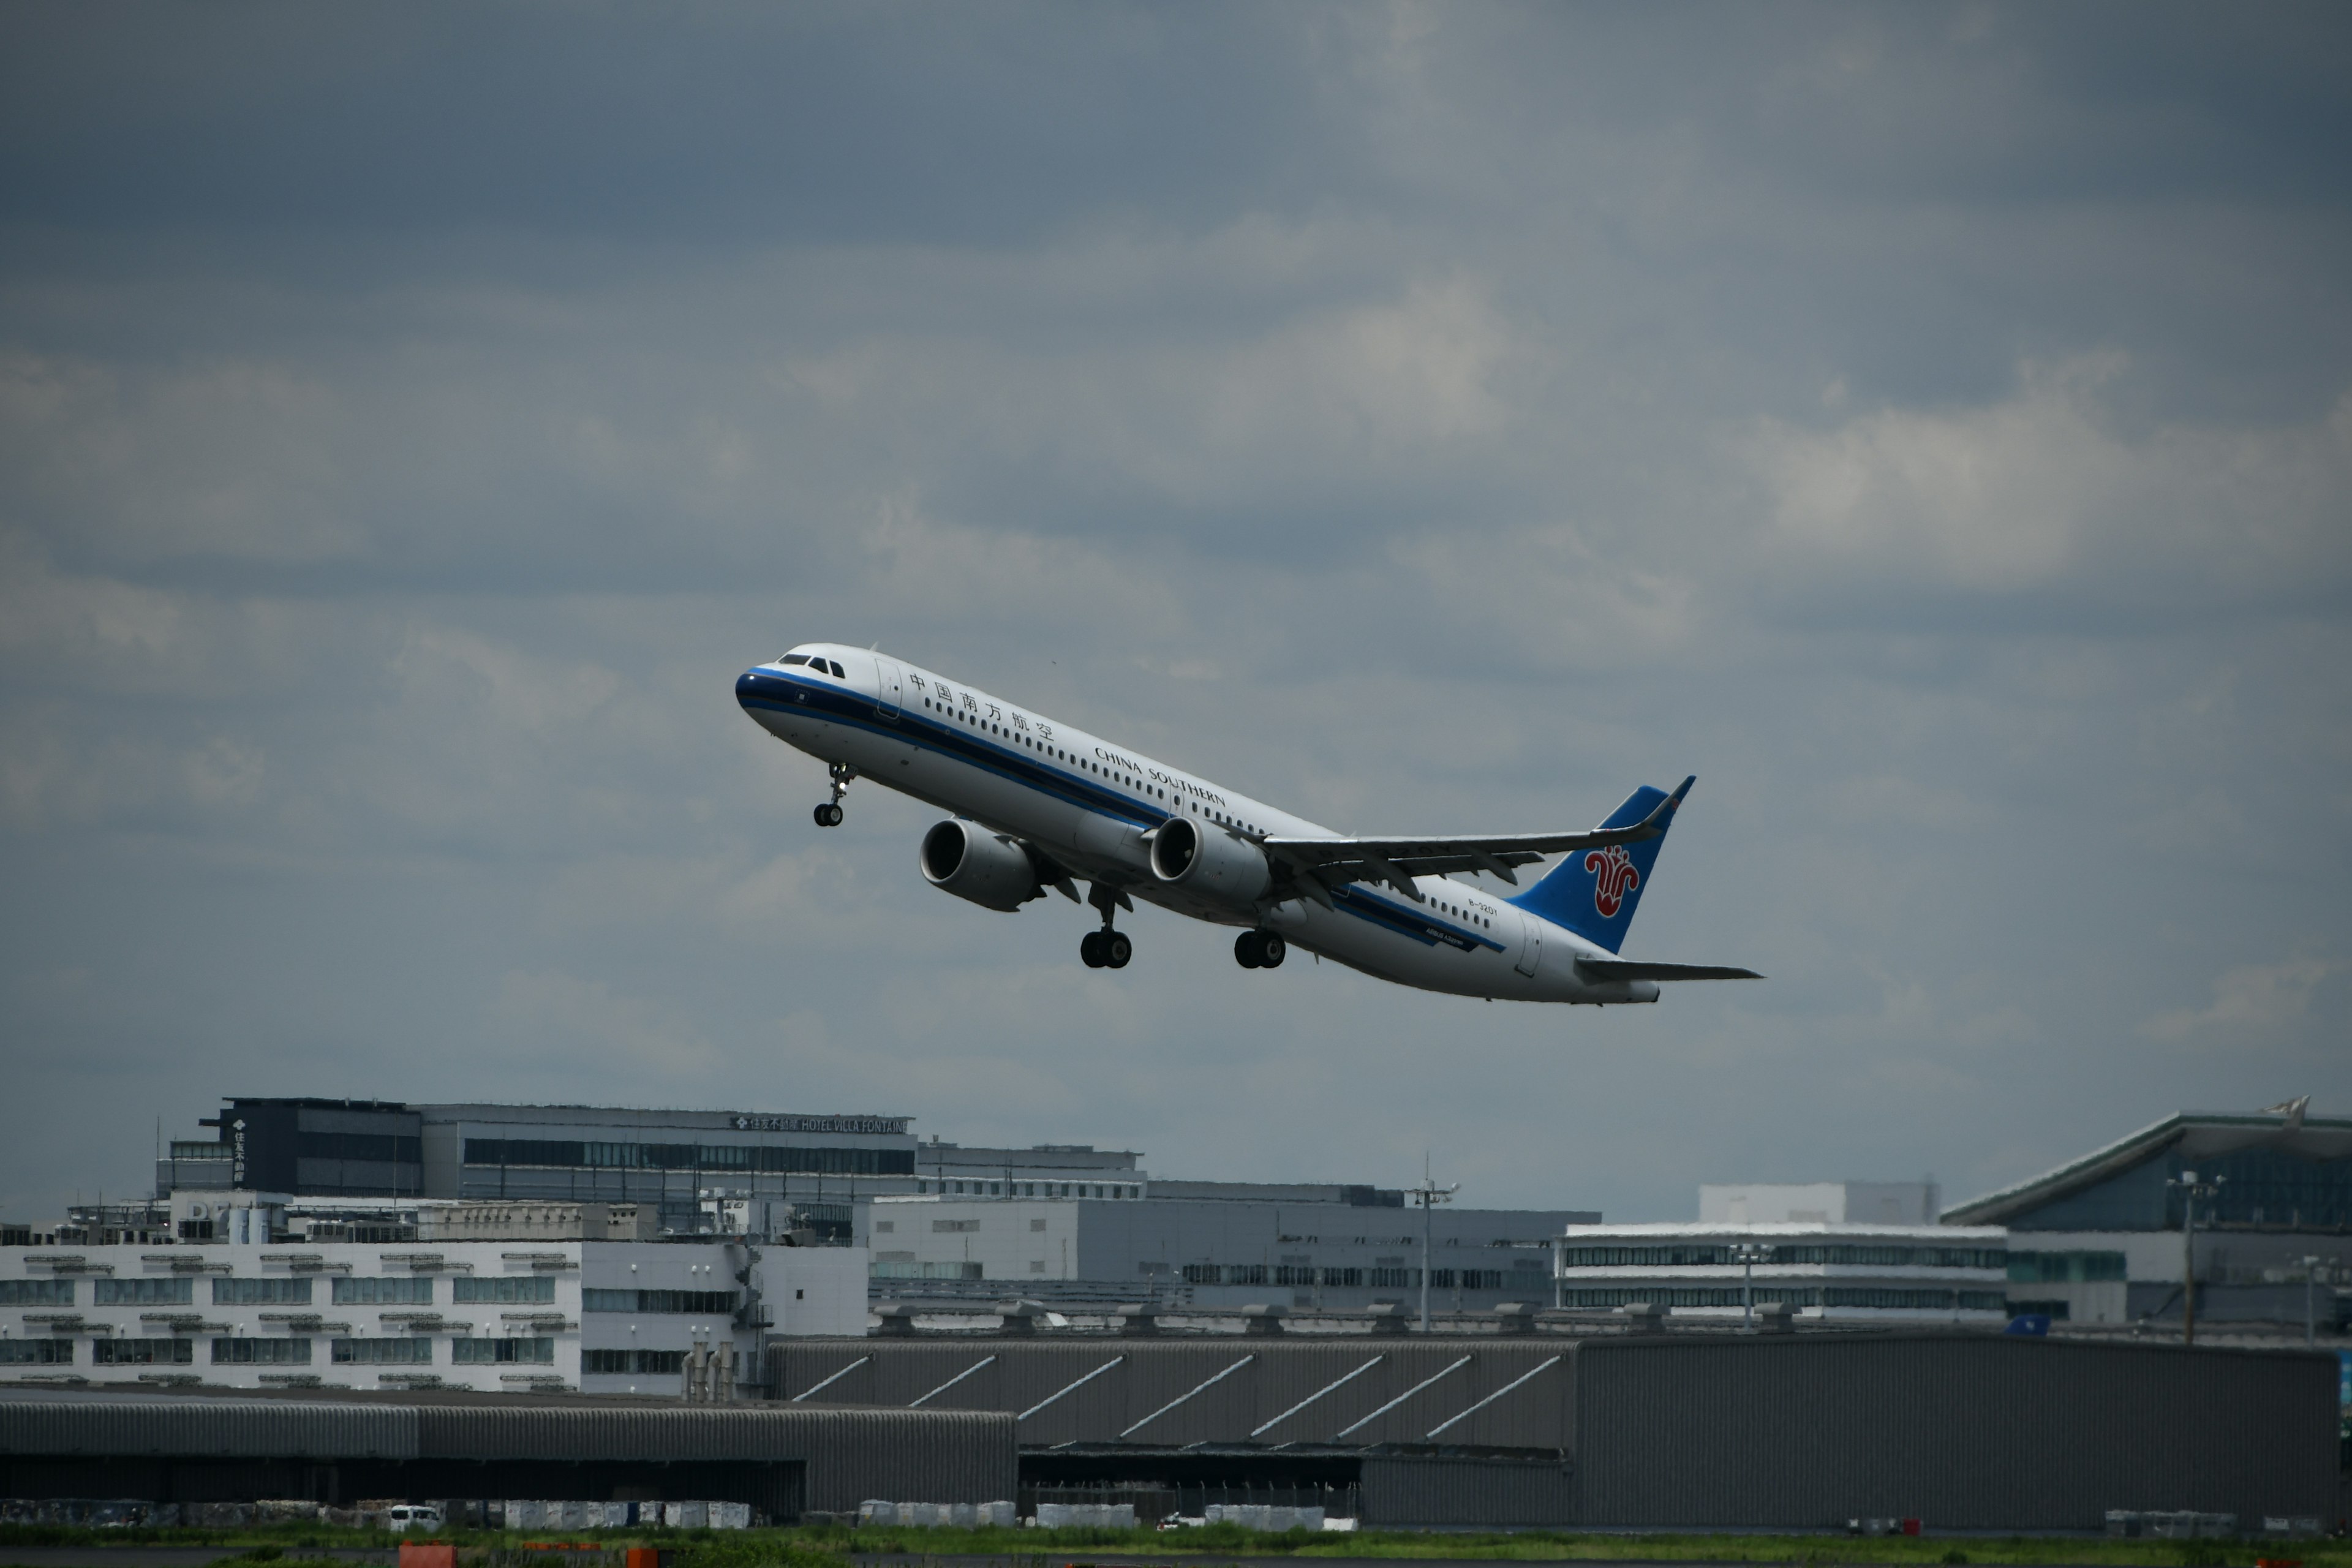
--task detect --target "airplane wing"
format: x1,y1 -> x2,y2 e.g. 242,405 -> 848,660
1576,959 -> 1763,982
1259,777 -> 1691,903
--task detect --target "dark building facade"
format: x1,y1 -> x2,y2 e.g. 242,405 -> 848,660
769,1329 -> 2338,1529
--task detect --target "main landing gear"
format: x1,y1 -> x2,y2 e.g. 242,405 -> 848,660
1234,930 -> 1286,969
1081,883 -> 1133,970
813,763 -> 856,827
1080,930 -> 1133,970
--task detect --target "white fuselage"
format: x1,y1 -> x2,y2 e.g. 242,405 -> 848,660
736,644 -> 1658,1004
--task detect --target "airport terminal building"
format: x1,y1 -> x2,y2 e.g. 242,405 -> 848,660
1944,1106 -> 2352,1332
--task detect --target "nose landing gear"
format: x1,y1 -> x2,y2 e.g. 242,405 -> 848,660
813,763 -> 857,827
1081,883 -> 1134,970
1234,930 -> 1286,969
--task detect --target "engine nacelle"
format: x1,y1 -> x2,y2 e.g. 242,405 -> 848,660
1148,816 -> 1272,907
921,820 -> 1044,911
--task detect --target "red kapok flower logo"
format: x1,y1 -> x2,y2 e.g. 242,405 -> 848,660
1584,843 -> 1640,919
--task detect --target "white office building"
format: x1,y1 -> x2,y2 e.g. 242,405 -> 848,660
1555,1221 -> 2010,1325
0,1231 -> 865,1395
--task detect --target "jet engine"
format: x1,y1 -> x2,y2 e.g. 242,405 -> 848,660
920,820 -> 1044,911
1148,816 -> 1272,907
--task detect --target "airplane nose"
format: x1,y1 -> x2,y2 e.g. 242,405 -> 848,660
735,667 -> 766,708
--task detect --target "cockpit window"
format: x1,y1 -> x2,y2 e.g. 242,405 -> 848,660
780,654 -> 810,666
827,660 -> 846,678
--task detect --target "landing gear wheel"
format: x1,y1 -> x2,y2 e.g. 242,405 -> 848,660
1103,932 -> 1133,969
1234,931 -> 1263,969
1258,933 -> 1286,968
816,763 -> 856,826
1080,931 -> 1107,968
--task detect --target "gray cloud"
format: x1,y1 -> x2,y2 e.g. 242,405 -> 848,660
2,1 -> 2346,1230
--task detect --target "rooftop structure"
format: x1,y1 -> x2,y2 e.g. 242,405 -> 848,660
1700,1181 -> 1939,1226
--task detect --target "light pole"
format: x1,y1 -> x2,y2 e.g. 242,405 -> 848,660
1732,1242 -> 1775,1332
1408,1158 -> 1458,1335
2165,1170 -> 2225,1346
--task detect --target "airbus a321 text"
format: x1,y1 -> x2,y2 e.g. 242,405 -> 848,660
736,644 -> 1760,1005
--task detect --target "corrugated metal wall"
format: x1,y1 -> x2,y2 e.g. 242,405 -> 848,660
1573,1335 -> 2340,1530
0,1398 -> 1016,1516
0,1400 -> 418,1460
414,1405 -> 1014,1512
1361,1454 -> 1574,1526
769,1340 -> 1573,1450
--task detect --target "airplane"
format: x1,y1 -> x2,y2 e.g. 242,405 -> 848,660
735,644 -> 1760,1005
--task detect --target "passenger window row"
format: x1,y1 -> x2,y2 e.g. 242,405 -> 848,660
910,693 -> 1261,832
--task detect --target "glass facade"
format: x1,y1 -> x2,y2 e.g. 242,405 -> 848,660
212,1337 -> 311,1364
451,1275 -> 556,1304
94,1277 -> 194,1305
2008,1147 -> 2352,1232
331,1337 -> 433,1364
94,1338 -> 194,1365
213,1277 -> 313,1305
584,1348 -> 687,1375
1560,1243 -> 2006,1269
331,1276 -> 435,1305
462,1139 -> 912,1175
2010,1250 -> 2128,1283
581,1288 -> 737,1314
0,1340 -> 73,1364
1561,1286 -> 2008,1311
451,1336 -> 554,1363
0,1280 -> 74,1305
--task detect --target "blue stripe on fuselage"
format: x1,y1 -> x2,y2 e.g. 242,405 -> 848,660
1330,885 -> 1506,953
735,669 -> 1163,828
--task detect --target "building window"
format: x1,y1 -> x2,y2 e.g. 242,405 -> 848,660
1558,1243 -> 2007,1271
1030,1218 -> 1047,1232
213,1278 -> 313,1306
452,1276 -> 556,1304
873,1221 -> 895,1234
581,1289 -> 738,1314
1182,1264 -> 1222,1284
1368,1268 -> 1418,1289
94,1337 -> 196,1364
331,1337 -> 432,1365
932,1218 -> 979,1234
0,1340 -> 74,1364
94,1277 -> 194,1306
2008,1251 -> 2127,1283
331,1276 -> 435,1305
461,1138 -> 915,1177
0,1280 -> 75,1306
452,1337 -> 555,1364
584,1348 -> 686,1375
213,1338 -> 312,1365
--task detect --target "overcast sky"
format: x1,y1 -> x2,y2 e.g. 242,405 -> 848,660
2,2 -> 2347,1229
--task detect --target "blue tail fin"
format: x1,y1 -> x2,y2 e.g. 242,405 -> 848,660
1506,777 -> 1694,953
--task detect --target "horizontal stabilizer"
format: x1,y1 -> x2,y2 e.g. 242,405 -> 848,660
1577,959 -> 1763,982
